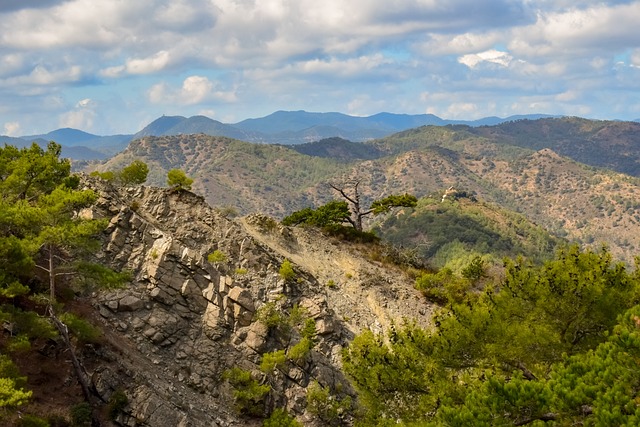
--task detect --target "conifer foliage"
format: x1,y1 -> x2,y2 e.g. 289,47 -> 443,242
343,246 -> 640,426
0,142 -> 127,418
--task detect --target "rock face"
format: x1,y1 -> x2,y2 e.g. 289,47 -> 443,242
83,177 -> 432,426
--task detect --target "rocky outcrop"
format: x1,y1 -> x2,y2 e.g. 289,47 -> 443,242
81,177 -> 432,426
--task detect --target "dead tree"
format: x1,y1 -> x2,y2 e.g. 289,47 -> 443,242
329,180 -> 372,232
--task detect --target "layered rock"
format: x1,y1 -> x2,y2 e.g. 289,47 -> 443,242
81,177 -> 431,426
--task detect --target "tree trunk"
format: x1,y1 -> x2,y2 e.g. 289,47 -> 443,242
330,181 -> 368,232
48,306 -> 94,404
48,306 -> 102,425
48,244 -> 56,302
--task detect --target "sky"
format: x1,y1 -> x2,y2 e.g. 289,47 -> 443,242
1,0 -> 639,136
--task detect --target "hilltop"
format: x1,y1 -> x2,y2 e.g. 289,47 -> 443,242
96,118 -> 640,264
3,111 -> 560,161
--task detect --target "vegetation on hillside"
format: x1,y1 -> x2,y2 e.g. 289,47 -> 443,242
283,187 -> 417,232
95,123 -> 640,264
470,117 -> 640,176
374,194 -> 562,268
8,122 -> 640,426
90,159 -> 149,186
343,245 -> 640,426
0,142 -> 130,424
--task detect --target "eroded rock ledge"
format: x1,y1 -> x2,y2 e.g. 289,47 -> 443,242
81,177 -> 432,426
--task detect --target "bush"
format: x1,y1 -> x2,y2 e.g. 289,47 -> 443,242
89,170 -> 116,182
259,350 -> 286,373
287,336 -> 313,363
306,381 -> 352,425
415,268 -> 472,305
461,255 -> 487,282
279,259 -> 295,282
69,402 -> 92,426
107,389 -> 128,420
256,302 -> 285,330
17,415 -> 49,427
321,224 -> 379,243
167,169 -> 193,191
263,408 -> 301,427
223,367 -> 271,416
119,160 -> 149,186
59,313 -> 102,344
207,250 -> 227,264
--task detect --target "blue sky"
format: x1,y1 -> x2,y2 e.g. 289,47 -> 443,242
1,0 -> 639,136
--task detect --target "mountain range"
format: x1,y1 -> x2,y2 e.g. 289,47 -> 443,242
96,116 -> 640,265
1,110 -> 560,160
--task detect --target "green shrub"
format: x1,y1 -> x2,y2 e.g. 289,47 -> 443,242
279,259 -> 295,282
89,170 -> 116,182
260,350 -> 286,373
107,389 -> 128,420
17,415 -> 49,427
7,334 -> 31,353
59,313 -> 102,344
306,381 -> 352,425
119,160 -> 149,186
69,402 -> 92,426
321,224 -> 379,243
129,200 -> 140,211
287,336 -> 313,363
223,367 -> 271,416
167,169 -> 193,191
263,408 -> 301,427
461,255 -> 487,282
256,302 -> 285,330
207,250 -> 227,264
415,268 -> 472,305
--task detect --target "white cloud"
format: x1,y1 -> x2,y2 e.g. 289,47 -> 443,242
181,76 -> 215,104
3,122 -> 21,136
446,102 -> 479,118
148,76 -> 237,106
126,51 -> 171,75
76,98 -> 95,108
59,98 -> 97,130
0,54 -> 27,78
509,2 -> 640,58
0,64 -> 84,89
99,65 -> 126,78
631,50 -> 640,67
458,49 -> 514,68
555,90 -> 580,102
1,0 -> 640,133
347,95 -> 387,116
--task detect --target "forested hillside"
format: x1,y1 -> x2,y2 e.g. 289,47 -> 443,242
4,140 -> 640,426
96,119 -> 640,264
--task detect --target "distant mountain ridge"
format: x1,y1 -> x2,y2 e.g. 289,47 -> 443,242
97,120 -> 640,264
2,111 -> 563,160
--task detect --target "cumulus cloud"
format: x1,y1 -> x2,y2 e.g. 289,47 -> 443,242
3,122 -> 21,136
458,49 -> 514,68
0,64 -> 84,92
509,2 -> 640,58
59,98 -> 98,131
126,51 -> 172,75
148,76 -> 236,106
1,0 -> 640,133
0,54 -> 27,78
